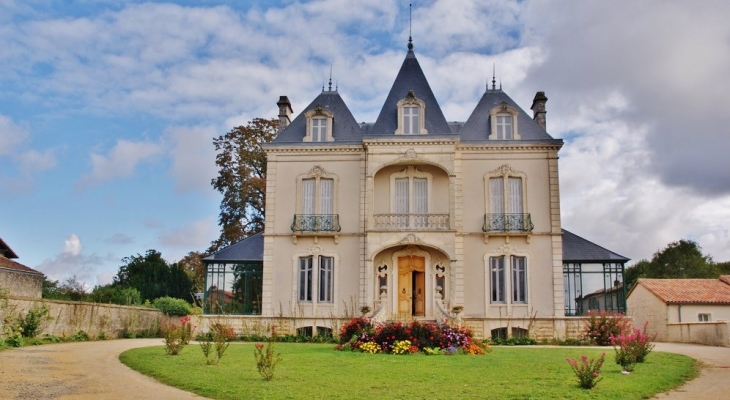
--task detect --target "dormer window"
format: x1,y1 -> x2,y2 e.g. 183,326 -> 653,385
489,101 -> 520,140
311,117 -> 326,142
495,114 -> 513,140
403,106 -> 420,134
395,90 -> 427,135
304,105 -> 334,142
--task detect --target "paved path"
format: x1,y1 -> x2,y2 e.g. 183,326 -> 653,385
0,339 -> 206,399
0,340 -> 727,399
652,342 -> 730,399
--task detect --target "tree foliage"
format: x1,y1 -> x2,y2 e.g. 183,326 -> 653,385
179,251 -> 206,294
625,240 -> 720,289
209,118 -> 278,253
113,249 -> 192,303
42,275 -> 88,301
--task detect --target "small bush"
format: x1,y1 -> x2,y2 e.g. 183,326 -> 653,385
338,316 -> 375,344
162,316 -> 194,355
90,286 -> 142,306
583,310 -> 631,346
153,297 -> 192,316
611,322 -> 656,371
566,353 -> 606,389
69,331 -> 90,342
19,304 -> 52,338
254,328 -> 282,381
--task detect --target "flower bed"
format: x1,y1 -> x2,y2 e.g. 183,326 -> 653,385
335,318 -> 489,355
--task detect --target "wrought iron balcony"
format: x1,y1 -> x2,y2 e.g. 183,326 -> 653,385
291,214 -> 341,233
483,213 -> 534,232
373,214 -> 450,231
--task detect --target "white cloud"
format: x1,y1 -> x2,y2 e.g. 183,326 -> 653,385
77,139 -> 163,188
0,114 -> 27,155
35,234 -> 114,288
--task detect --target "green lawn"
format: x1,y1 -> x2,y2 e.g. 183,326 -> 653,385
120,343 -> 698,399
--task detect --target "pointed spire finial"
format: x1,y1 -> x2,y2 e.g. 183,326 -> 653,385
408,3 -> 413,51
492,63 -> 497,91
499,78 -> 502,90
328,63 -> 333,91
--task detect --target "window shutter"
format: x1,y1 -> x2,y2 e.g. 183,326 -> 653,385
413,178 -> 428,213
395,178 -> 409,214
490,177 -> 504,214
320,179 -> 333,215
302,179 -> 315,214
509,177 -> 523,214
299,257 -> 313,301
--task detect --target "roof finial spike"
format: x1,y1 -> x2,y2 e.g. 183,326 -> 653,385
492,63 -> 497,91
407,3 -> 413,51
499,78 -> 502,90
328,63 -> 333,91
335,80 -> 338,91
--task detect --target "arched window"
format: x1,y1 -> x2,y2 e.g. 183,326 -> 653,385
395,90 -> 427,135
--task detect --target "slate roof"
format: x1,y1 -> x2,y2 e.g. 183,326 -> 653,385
270,42 -> 563,146
562,229 -> 630,263
369,47 -> 452,136
203,233 -> 264,262
460,89 -> 559,143
271,90 -> 362,145
630,277 -> 730,304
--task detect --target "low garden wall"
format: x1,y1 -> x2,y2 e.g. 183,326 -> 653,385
5,296 -> 173,339
666,321 -> 730,347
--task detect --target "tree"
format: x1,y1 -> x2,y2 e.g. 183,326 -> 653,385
209,118 -> 278,253
717,261 -> 730,275
625,240 -> 719,289
42,275 -> 89,301
113,249 -> 193,303
179,251 -> 206,294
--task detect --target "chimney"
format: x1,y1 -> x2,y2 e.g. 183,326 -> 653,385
530,91 -> 548,130
277,96 -> 293,133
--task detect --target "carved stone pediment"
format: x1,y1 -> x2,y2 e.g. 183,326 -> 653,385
400,235 -> 423,245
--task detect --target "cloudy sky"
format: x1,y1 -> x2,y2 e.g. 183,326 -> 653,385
2,0 -> 729,288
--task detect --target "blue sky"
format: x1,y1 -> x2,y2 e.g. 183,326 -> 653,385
2,0 -> 730,289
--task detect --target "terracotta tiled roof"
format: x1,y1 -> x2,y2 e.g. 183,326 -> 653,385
634,277 -> 730,304
0,256 -> 44,275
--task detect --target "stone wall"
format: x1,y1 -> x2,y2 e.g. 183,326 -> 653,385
4,297 -> 172,339
0,269 -> 42,299
666,322 -> 730,347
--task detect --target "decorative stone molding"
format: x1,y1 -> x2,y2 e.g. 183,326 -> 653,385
303,105 -> 334,142
395,91 -> 428,135
400,234 -> 424,245
489,102 -> 520,140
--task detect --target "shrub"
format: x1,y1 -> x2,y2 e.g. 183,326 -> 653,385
19,304 -> 52,338
90,286 -> 142,306
358,341 -> 380,354
153,297 -> 192,316
338,316 -> 375,344
583,310 -> 631,346
391,340 -> 415,355
611,322 -> 656,371
200,321 -> 231,365
162,316 -> 194,355
69,330 -> 90,342
254,330 -> 282,381
566,353 -> 606,389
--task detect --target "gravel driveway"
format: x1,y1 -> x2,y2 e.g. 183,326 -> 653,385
0,340 -> 727,399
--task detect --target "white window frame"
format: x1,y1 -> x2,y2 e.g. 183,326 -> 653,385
484,245 -> 531,309
698,313 -> 711,322
489,102 -> 520,140
303,105 -> 334,142
296,166 -> 339,216
490,256 -> 506,303
293,246 -> 339,306
389,166 -> 433,228
395,91 -> 427,135
511,256 -> 527,303
484,165 -> 528,215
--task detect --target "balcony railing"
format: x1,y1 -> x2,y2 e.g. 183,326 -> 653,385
291,214 -> 341,233
373,214 -> 450,231
483,213 -> 534,232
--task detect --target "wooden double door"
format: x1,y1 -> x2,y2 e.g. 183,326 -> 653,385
397,255 -> 426,316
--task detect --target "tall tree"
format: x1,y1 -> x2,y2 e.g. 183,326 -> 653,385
113,249 -> 192,302
209,118 -> 278,253
625,240 -> 719,289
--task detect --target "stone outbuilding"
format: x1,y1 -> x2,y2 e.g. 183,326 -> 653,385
0,237 -> 44,298
627,277 -> 730,346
